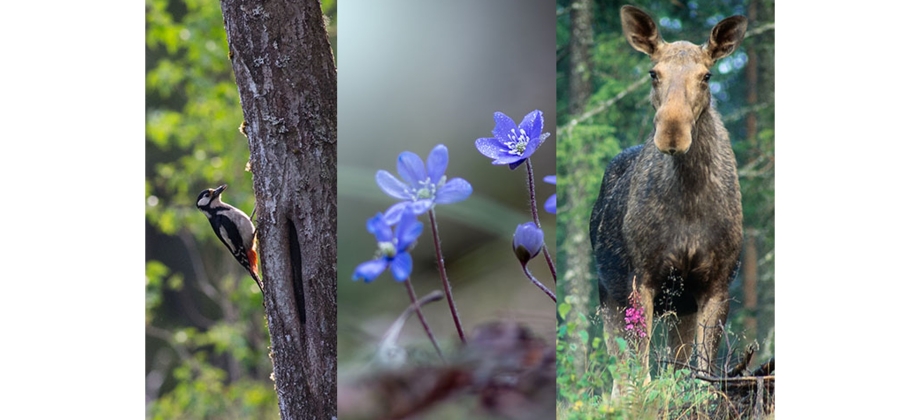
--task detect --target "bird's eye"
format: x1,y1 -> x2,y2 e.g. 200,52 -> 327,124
649,70 -> 658,82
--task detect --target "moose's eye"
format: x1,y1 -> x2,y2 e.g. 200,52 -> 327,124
702,72 -> 712,83
649,70 -> 658,82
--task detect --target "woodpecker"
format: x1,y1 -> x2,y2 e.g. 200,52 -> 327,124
196,184 -> 263,292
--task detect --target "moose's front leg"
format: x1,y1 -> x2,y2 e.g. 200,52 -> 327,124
669,310 -> 697,367
636,279 -> 656,375
695,289 -> 730,373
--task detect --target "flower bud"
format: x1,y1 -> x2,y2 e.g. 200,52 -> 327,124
512,222 -> 544,264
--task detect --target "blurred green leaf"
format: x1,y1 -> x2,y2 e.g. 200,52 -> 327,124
558,301 -> 572,319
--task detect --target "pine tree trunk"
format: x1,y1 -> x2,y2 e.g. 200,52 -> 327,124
743,231 -> 758,338
743,0 -> 760,345
219,1 -> 337,418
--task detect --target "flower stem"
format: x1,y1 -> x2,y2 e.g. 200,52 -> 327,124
524,158 -> 557,283
521,263 -> 556,302
403,278 -> 444,360
427,208 -> 466,343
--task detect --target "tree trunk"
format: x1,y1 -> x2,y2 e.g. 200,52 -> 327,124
743,0 -> 760,345
219,1 -> 337,418
745,0 -> 759,150
568,0 -> 594,116
743,230 -> 758,339
563,0 -> 593,375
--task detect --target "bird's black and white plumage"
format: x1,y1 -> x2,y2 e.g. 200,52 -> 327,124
196,184 -> 263,292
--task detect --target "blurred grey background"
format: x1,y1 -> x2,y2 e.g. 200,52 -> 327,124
337,0 -> 557,368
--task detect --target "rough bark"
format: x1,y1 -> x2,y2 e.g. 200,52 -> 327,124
219,1 -> 337,418
563,0 -> 593,376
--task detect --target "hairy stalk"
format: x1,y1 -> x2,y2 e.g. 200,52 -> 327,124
427,209 -> 466,343
525,158 -> 557,282
403,278 -> 444,360
521,264 -> 556,302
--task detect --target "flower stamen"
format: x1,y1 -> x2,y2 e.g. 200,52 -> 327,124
378,241 -> 396,257
503,128 -> 530,156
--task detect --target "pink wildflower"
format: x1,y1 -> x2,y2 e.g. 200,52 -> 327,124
625,280 -> 647,339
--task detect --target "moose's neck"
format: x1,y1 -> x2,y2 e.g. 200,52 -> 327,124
669,106 -> 731,191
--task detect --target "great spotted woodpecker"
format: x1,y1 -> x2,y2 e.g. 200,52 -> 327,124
196,184 -> 263,292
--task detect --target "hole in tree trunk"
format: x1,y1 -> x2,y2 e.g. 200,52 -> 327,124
288,219 -> 306,326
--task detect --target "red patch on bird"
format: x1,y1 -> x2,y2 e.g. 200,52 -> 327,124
248,249 -> 259,273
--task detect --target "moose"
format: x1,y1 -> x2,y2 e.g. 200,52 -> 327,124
589,5 -> 747,374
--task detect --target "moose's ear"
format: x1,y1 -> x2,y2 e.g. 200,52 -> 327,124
704,15 -> 748,62
621,5 -> 664,58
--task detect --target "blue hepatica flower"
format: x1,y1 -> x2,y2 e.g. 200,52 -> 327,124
376,144 -> 473,226
512,222 -> 545,264
475,110 -> 552,170
544,175 -> 556,214
352,211 -> 423,282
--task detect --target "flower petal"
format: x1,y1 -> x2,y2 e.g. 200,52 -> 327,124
474,137 -> 509,160
396,151 -> 427,185
383,200 -> 432,225
536,131 -> 552,151
519,110 -> 544,142
366,213 -> 392,242
508,158 -> 527,170
544,194 -> 556,214
435,178 -> 472,204
408,199 -> 434,215
395,211 -> 423,251
427,144 -> 449,183
491,112 -> 517,140
382,202 -> 412,226
543,175 -> 556,213
376,170 -> 412,200
519,130 -> 548,161
390,252 -> 413,281
352,258 -> 388,282
476,138 -> 527,166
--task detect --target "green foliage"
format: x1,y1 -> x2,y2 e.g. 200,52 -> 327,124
147,366 -> 279,420
556,300 -> 618,404
145,270 -> 276,416
557,304 -> 723,420
146,261 -> 169,321
145,0 -> 253,242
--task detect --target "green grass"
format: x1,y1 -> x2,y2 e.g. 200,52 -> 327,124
556,301 -> 766,420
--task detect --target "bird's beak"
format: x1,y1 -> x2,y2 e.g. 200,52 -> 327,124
215,184 -> 228,195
